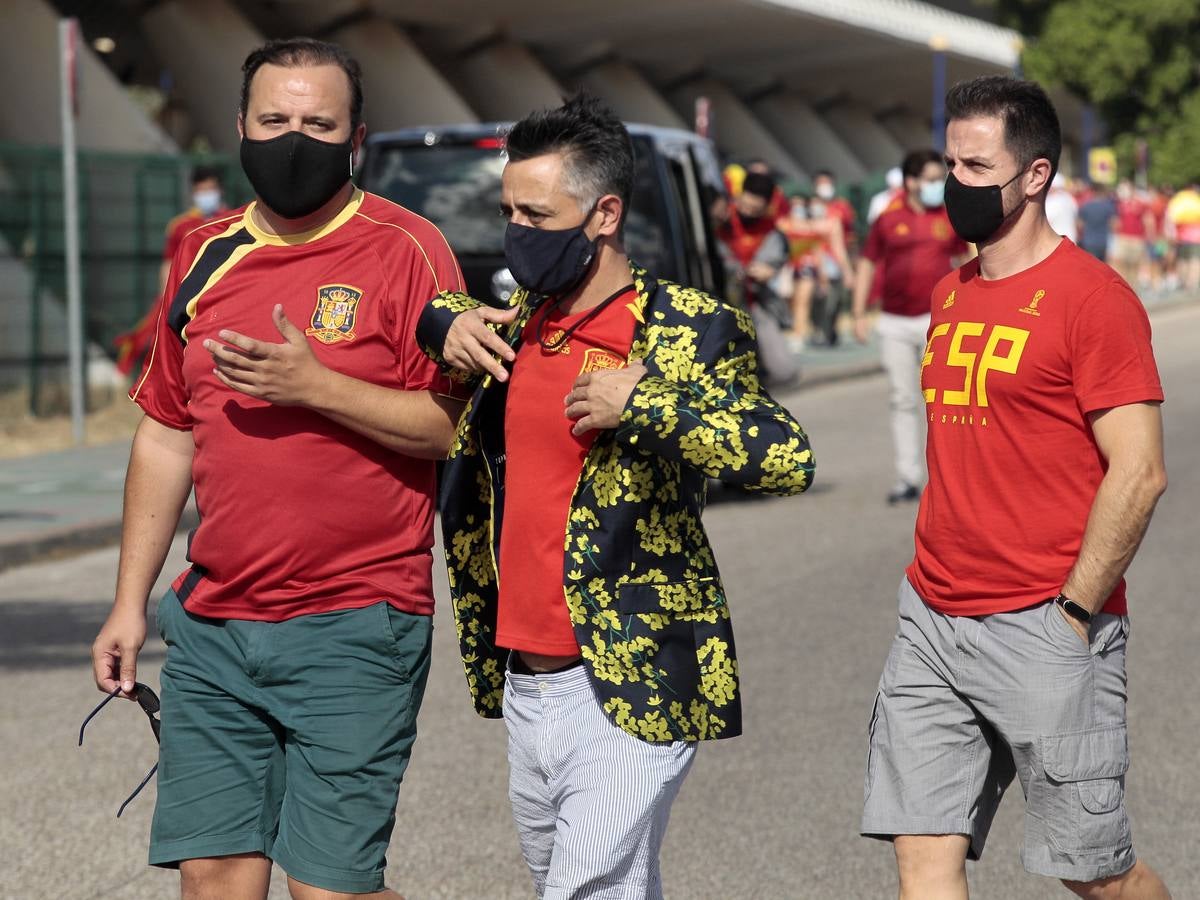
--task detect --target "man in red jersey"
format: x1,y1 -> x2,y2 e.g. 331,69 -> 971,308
851,149 -> 969,504
114,168 -> 231,376
861,76 -> 1171,900
417,95 -> 813,899
90,38 -> 464,900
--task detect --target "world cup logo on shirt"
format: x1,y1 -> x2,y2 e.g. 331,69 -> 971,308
306,284 -> 363,344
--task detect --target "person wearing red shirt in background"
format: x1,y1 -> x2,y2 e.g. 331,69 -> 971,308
113,168 -> 232,375
851,149 -> 968,504
861,75 -> 1170,900
812,169 -> 857,251
1110,178 -> 1155,290
714,170 -> 798,383
90,39 -> 465,900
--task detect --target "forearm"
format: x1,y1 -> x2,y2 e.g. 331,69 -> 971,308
114,417 -> 194,612
305,370 -> 464,459
1061,461 -> 1167,611
851,258 -> 874,317
619,376 -> 814,494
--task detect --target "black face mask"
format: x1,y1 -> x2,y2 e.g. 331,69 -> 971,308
240,131 -> 353,220
504,210 -> 598,297
943,169 -> 1028,244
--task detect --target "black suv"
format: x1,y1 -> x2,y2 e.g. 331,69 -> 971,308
359,122 -> 727,305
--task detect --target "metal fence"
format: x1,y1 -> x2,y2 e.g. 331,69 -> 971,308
0,143 -> 251,414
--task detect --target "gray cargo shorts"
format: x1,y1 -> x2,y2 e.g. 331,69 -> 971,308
861,577 -> 1136,883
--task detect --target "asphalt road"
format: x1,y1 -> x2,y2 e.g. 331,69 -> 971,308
3,303 -> 1198,900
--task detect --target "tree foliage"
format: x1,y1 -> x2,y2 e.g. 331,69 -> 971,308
985,0 -> 1200,185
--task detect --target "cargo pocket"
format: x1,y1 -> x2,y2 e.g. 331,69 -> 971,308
1035,724 -> 1130,854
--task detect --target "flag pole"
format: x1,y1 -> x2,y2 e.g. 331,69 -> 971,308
59,17 -> 85,444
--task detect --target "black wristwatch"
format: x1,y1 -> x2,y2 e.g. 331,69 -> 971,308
1053,592 -> 1093,623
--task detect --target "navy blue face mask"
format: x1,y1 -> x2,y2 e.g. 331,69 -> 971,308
503,207 -> 598,297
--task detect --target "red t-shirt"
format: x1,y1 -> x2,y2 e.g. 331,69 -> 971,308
1115,198 -> 1149,238
907,239 -> 1163,617
162,207 -> 231,261
132,189 -> 465,621
865,203 -> 967,317
495,288 -> 638,655
825,196 -> 857,245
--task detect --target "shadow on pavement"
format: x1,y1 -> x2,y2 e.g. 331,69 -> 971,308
0,599 -> 164,670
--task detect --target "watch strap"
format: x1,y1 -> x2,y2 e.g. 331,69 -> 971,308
1053,593 -> 1093,623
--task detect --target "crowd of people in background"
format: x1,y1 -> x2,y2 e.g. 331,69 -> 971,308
716,159 -> 1200,350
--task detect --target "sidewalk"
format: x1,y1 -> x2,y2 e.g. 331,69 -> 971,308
1,287 -> 1192,572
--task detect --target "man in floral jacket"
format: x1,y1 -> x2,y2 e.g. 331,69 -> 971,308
417,95 -> 814,899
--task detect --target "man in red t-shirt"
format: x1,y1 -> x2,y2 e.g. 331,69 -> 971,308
851,149 -> 968,503
90,39 -> 464,899
417,96 -> 813,899
1110,179 -> 1155,289
113,168 -> 232,375
861,76 -> 1170,899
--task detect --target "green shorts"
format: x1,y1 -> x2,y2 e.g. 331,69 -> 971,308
149,590 -> 432,894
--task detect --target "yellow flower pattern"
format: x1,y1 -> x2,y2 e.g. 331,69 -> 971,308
416,263 -> 815,742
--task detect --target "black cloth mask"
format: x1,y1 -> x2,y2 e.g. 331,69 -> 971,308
240,131 -> 353,220
504,211 -> 598,297
943,169 -> 1028,244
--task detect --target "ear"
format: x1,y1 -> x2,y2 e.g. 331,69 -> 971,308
237,114 -> 245,141
595,194 -> 623,238
1026,158 -> 1053,198
352,121 -> 367,154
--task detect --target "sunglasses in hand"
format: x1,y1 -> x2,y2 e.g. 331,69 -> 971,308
79,682 -> 161,818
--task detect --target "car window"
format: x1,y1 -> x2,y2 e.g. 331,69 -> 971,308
364,137 -> 673,278
366,144 -> 507,256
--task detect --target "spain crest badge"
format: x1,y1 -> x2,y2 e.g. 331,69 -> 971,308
306,284 -> 363,344
578,348 -> 626,374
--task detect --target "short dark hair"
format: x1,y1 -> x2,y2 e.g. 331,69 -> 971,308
814,170 -> 835,181
742,171 -> 776,201
190,166 -> 222,186
901,149 -> 944,180
505,93 -> 634,218
945,75 -> 1061,186
240,38 -> 363,130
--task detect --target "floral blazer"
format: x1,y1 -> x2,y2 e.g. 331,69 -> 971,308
416,263 -> 814,743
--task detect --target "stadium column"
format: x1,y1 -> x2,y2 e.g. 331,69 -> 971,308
438,39 -> 565,122
329,19 -> 479,128
572,60 -> 689,130
818,98 -> 907,174
141,0 -> 264,155
752,92 -> 866,184
668,78 -> 805,181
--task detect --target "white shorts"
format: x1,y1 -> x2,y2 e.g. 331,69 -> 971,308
503,660 -> 696,899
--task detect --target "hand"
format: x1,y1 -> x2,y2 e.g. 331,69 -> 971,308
564,361 -> 648,436
746,262 -> 776,283
444,305 -> 520,381
852,315 -> 870,345
1056,603 -> 1091,646
92,604 -> 147,699
204,305 -> 327,406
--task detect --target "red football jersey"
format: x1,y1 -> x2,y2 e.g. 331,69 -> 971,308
864,203 -> 967,317
907,239 -> 1163,616
132,189 -> 464,621
495,288 -> 638,655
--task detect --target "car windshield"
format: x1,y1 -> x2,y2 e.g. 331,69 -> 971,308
364,138 -> 667,271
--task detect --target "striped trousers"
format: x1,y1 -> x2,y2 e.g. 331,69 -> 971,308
503,663 -> 696,899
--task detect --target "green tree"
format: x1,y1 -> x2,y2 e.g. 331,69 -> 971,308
987,0 -> 1200,185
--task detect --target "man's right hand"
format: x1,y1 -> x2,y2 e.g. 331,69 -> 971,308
92,604 -> 148,699
853,315 -> 870,345
443,305 -> 520,382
